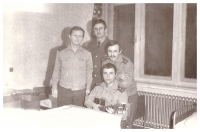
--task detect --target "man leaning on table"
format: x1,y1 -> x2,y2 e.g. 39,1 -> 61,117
84,63 -> 128,129
51,26 -> 93,107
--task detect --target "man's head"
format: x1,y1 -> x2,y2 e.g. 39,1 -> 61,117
102,63 -> 117,85
105,40 -> 122,61
93,19 -> 107,39
69,26 -> 85,45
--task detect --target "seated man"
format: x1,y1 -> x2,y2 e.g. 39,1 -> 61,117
102,40 -> 138,128
84,63 -> 128,129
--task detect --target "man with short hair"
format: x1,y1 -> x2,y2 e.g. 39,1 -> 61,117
102,40 -> 138,129
86,19 -> 110,88
84,63 -> 128,129
51,26 -> 93,107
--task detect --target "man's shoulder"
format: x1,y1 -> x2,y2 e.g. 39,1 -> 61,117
87,39 -> 97,46
103,37 -> 110,44
81,45 -> 91,53
101,55 -> 110,62
57,45 -> 68,52
121,54 -> 132,64
93,83 -> 104,90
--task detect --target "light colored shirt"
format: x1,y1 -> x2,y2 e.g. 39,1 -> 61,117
102,54 -> 137,96
84,80 -> 128,108
51,45 -> 93,91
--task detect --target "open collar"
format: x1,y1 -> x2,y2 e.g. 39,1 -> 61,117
66,44 -> 83,52
100,79 -> 118,90
115,54 -> 123,63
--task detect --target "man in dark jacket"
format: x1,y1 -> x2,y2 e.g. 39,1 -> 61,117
86,19 -> 110,88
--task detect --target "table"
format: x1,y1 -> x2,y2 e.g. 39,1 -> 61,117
3,105 -> 122,130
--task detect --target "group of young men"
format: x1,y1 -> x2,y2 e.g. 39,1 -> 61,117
50,19 -> 138,129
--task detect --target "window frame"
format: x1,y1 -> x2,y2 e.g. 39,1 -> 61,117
134,3 -> 196,89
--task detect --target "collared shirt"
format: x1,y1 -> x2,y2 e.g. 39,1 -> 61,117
51,45 -> 93,91
87,37 -> 110,87
97,36 -> 107,46
84,80 -> 128,108
102,54 -> 137,96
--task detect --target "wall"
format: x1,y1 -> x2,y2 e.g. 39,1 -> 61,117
3,3 -> 94,90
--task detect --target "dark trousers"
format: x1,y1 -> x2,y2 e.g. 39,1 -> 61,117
57,85 -> 86,107
126,92 -> 138,128
121,92 -> 138,129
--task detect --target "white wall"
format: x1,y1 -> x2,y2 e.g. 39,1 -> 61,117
3,3 -> 94,90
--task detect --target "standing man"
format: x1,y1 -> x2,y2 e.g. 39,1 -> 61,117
51,26 -> 93,107
86,19 -> 110,88
102,40 -> 138,129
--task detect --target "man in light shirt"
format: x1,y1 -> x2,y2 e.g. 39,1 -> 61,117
85,63 -> 128,128
51,26 -> 93,107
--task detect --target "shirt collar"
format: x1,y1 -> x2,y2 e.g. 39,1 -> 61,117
66,44 -> 83,51
100,79 -> 118,90
97,36 -> 107,43
115,54 -> 123,63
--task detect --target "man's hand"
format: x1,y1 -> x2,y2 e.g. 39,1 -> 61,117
120,73 -> 129,80
52,89 -> 58,98
92,103 -> 101,111
106,107 -> 115,114
86,89 -> 90,95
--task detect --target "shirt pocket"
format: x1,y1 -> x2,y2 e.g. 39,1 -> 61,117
62,57 -> 72,68
77,57 -> 87,70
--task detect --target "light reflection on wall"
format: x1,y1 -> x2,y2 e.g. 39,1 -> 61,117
3,3 -> 94,90
4,3 -> 51,13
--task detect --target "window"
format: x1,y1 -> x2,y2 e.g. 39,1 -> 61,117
144,4 -> 173,77
102,3 -> 196,96
134,3 -> 196,89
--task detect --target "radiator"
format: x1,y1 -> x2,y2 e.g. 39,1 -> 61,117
133,91 -> 197,129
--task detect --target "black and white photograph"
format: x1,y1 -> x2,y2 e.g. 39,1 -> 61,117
1,1 -> 198,130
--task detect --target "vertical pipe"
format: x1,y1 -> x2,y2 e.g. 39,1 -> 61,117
143,91 -> 146,127
163,95 -> 166,128
169,95 -> 173,128
160,94 -> 164,128
171,95 -> 175,128
170,95 -> 173,128
156,94 -> 159,128
153,93 -> 156,128
152,93 -> 154,128
146,92 -> 150,127
180,97 -> 184,115
150,93 -> 152,128
166,95 -> 169,128
158,94 -> 161,128
146,93 -> 151,126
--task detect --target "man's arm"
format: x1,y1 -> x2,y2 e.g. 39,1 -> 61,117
118,91 -> 128,104
84,87 -> 100,109
118,92 -> 129,120
118,61 -> 134,91
50,51 -> 61,97
86,52 -> 93,95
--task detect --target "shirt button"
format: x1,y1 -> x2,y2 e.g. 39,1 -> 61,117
96,56 -> 98,58
95,65 -> 97,67
94,75 -> 96,77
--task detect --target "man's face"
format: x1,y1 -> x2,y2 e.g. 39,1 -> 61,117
93,23 -> 106,39
69,30 -> 84,45
103,68 -> 116,85
107,44 -> 121,61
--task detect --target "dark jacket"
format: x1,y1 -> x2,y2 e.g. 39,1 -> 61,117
86,37 -> 110,88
